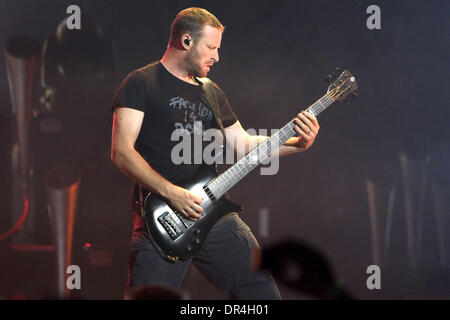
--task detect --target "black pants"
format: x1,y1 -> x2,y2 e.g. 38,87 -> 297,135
127,188 -> 281,299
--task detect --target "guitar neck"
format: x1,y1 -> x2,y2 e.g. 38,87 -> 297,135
206,92 -> 335,199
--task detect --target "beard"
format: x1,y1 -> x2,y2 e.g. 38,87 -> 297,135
185,45 -> 207,78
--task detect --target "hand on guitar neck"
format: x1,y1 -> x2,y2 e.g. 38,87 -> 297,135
281,110 -> 320,152
293,110 -> 320,151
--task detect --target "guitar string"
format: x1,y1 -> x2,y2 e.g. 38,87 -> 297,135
199,92 -> 336,220
208,94 -> 331,197
161,89 -> 342,236
207,93 -> 334,198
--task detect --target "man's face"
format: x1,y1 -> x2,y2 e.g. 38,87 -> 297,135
185,25 -> 222,78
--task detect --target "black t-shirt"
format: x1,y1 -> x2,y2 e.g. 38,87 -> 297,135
111,61 -> 238,184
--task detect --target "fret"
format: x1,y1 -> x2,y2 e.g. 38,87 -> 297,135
206,92 -> 334,200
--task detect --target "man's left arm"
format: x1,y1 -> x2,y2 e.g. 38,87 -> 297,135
223,110 -> 320,159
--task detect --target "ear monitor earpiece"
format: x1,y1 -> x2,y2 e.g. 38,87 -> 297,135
184,38 -> 190,46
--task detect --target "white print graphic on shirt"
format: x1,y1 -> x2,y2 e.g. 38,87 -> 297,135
169,96 -> 213,135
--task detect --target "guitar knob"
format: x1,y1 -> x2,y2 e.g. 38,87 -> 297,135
194,238 -> 200,244
194,229 -> 201,235
186,245 -> 192,252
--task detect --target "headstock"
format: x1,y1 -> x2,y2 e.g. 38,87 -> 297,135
325,68 -> 358,103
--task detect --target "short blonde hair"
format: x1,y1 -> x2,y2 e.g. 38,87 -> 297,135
169,7 -> 224,47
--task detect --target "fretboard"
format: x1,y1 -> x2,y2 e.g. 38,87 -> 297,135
205,92 -> 334,200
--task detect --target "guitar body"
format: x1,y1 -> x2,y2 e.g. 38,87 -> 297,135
143,165 -> 243,263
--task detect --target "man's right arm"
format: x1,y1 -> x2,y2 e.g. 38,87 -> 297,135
111,107 -> 203,219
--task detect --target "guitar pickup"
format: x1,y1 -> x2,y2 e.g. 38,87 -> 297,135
158,211 -> 186,240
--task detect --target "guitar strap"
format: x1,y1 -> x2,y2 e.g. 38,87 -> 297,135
194,77 -> 226,140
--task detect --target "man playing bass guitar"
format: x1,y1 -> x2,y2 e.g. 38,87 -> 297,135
111,8 -> 320,299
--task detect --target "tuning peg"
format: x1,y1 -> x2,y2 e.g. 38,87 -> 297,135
324,74 -> 334,83
351,92 -> 358,99
335,67 -> 342,73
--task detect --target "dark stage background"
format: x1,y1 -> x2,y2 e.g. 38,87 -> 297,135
0,0 -> 449,299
